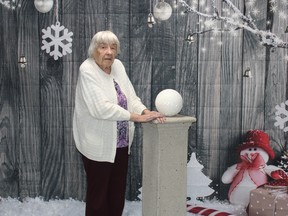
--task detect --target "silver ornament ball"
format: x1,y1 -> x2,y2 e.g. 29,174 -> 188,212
34,0 -> 54,13
153,1 -> 172,21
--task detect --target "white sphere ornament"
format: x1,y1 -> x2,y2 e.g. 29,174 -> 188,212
153,1 -> 172,21
34,0 -> 54,13
155,89 -> 183,116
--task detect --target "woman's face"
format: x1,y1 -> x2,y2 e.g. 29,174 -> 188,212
93,42 -> 117,73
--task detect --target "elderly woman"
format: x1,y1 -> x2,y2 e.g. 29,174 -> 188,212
73,30 -> 165,216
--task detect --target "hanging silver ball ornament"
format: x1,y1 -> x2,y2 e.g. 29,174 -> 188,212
34,0 -> 54,13
153,1 -> 172,21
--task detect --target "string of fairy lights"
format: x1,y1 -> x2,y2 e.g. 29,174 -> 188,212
146,0 -> 288,76
2,0 -> 288,60
150,0 -> 288,62
179,0 -> 288,45
148,0 -> 288,37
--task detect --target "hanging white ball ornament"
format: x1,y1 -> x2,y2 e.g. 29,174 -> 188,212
34,0 -> 54,13
155,89 -> 183,116
153,1 -> 172,21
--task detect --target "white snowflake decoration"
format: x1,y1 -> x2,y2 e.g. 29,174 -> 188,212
41,22 -> 73,60
274,100 -> 288,132
0,0 -> 20,10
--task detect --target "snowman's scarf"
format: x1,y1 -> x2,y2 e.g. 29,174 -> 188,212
228,153 -> 267,198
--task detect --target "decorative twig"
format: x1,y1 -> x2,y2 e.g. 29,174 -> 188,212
179,0 -> 288,48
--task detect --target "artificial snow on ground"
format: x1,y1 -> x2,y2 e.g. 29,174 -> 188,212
0,197 -> 248,216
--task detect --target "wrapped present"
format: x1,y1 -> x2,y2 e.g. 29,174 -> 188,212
249,186 -> 288,216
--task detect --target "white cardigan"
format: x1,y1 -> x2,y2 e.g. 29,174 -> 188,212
73,58 -> 147,162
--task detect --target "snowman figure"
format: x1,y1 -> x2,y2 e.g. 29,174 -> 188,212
221,130 -> 283,207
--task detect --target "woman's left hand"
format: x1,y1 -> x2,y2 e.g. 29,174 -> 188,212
142,110 -> 166,123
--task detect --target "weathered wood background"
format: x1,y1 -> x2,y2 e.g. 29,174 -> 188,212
0,0 -> 288,201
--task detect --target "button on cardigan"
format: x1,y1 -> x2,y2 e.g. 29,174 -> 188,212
73,58 -> 147,162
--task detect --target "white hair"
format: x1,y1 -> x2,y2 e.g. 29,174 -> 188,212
88,30 -> 120,57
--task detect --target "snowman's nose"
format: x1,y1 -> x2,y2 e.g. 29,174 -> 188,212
249,152 -> 259,160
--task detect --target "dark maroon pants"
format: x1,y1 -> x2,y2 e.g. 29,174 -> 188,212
81,147 -> 129,216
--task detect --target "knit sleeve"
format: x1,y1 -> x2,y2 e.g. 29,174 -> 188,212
76,65 -> 131,121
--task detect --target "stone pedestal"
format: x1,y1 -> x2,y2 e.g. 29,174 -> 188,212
142,115 -> 196,216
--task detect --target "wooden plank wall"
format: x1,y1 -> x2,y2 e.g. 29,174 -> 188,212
0,0 -> 288,202
0,1 -> 19,198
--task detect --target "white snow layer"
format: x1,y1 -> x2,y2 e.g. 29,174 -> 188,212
0,197 -> 248,216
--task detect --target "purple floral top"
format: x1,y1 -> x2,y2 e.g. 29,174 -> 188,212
114,80 -> 129,148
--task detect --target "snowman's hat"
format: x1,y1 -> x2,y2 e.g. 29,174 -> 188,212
238,129 -> 275,159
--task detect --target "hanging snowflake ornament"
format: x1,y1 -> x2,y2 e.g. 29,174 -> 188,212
274,100 -> 288,132
0,0 -> 20,10
41,21 -> 73,60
